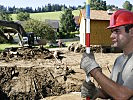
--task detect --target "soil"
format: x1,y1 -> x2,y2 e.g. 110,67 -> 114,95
0,47 -> 121,100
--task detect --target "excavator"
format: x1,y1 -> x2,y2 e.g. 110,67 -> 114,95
0,20 -> 34,47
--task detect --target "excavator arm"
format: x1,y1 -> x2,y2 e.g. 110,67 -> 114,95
0,20 -> 34,46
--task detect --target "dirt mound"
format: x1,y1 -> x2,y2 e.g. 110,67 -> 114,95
0,46 -> 53,62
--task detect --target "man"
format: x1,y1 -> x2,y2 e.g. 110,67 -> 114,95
80,9 -> 133,100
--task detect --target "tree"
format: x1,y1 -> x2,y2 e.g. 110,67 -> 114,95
25,7 -> 33,13
90,0 -> 107,10
0,5 -> 7,12
61,5 -> 67,11
60,8 -> 76,38
106,5 -> 118,10
17,12 -> 30,21
37,7 -> 42,12
48,3 -> 52,12
23,19 -> 56,42
0,11 -> 12,21
123,1 -> 132,11
77,5 -> 82,10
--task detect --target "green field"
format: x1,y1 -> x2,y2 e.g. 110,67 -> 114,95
0,40 -> 80,51
0,44 -> 20,51
11,10 -> 80,21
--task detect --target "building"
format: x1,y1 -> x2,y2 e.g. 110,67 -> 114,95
45,19 -> 59,32
79,9 -> 113,47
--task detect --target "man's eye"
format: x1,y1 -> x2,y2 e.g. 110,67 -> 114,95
111,30 -> 115,33
115,30 -> 120,33
111,30 -> 113,33
111,29 -> 120,33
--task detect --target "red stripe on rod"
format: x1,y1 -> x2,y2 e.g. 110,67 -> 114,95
86,97 -> 90,100
86,33 -> 90,47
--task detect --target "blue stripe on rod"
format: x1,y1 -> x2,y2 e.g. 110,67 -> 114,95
86,5 -> 90,18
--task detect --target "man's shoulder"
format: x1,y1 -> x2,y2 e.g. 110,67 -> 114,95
115,53 -> 124,61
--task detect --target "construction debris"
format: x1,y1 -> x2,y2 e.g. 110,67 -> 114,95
68,42 -> 85,53
0,46 -> 62,61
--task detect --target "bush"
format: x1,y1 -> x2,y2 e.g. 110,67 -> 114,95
23,19 -> 56,42
0,36 -> 8,43
17,12 -> 30,21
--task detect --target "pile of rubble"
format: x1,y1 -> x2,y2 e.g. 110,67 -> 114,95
0,46 -> 54,61
68,42 -> 105,53
68,42 -> 85,53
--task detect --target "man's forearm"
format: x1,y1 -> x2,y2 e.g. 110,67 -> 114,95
90,68 -> 133,99
90,87 -> 111,99
96,88 -> 111,99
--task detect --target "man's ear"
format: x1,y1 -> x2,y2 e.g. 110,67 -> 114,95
129,27 -> 133,36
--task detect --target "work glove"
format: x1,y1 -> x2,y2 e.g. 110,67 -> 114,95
81,80 -> 98,99
80,52 -> 100,75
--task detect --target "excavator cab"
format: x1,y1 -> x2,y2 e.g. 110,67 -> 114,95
27,32 -> 34,47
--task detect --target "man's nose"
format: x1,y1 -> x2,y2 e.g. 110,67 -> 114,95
110,32 -> 116,39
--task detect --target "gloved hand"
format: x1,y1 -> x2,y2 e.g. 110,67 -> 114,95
80,52 -> 100,75
81,80 -> 98,99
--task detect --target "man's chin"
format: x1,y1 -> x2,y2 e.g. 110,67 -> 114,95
111,44 -> 118,48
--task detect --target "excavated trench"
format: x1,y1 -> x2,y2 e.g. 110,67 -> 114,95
0,46 -> 82,100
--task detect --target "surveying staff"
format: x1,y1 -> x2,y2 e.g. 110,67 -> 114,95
80,9 -> 133,100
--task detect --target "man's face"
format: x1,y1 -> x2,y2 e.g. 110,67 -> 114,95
110,26 -> 131,50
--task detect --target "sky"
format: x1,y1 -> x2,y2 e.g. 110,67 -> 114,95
0,0 -> 133,9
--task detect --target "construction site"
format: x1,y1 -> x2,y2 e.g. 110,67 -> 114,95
0,44 -> 121,100
0,2 -> 129,99
0,17 -> 123,100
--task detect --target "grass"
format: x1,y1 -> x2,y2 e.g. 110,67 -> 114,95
30,11 -> 62,21
0,41 -> 80,51
11,10 -> 80,21
0,44 -> 20,51
65,41 -> 80,47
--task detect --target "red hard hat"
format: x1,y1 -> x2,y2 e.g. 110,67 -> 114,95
107,9 -> 133,29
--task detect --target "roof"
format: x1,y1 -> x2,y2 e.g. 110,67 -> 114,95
45,19 -> 59,29
79,9 -> 114,21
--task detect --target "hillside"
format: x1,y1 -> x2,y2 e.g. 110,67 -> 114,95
11,10 -> 80,21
